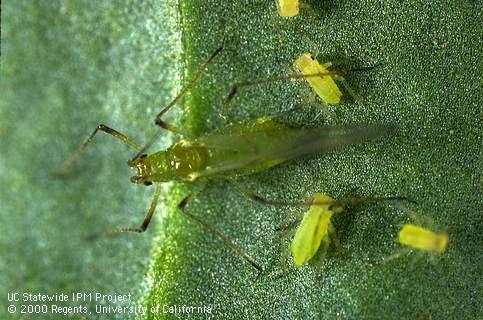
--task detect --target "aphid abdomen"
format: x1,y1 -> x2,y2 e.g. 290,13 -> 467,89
291,193 -> 335,266
294,53 -> 342,105
196,118 -> 295,178
434,233 -> 449,253
398,224 -> 448,253
277,0 -> 299,17
187,118 -> 387,180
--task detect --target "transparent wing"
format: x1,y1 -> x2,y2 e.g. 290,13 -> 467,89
190,121 -> 392,178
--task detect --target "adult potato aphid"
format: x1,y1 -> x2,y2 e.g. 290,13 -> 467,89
55,45 -> 390,275
398,224 -> 448,254
277,0 -> 299,17
293,53 -> 349,107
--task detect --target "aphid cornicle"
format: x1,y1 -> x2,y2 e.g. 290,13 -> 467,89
55,45 -> 390,274
398,224 -> 448,254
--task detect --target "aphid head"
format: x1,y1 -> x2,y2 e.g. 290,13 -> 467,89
127,152 -> 173,184
128,154 -> 152,185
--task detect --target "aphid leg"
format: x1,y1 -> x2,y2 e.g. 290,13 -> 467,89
177,192 -> 263,277
333,74 -> 357,102
416,312 -> 433,320
239,189 -> 315,207
334,62 -> 383,103
131,45 -> 224,161
409,211 -> 436,228
336,194 -> 415,211
408,250 -> 424,267
275,219 -> 297,232
314,236 -> 331,277
154,45 -> 224,133
53,124 -> 142,176
313,102 -> 332,122
300,2 -> 316,19
99,184 -> 162,236
279,227 -> 297,276
271,210 -> 305,276
383,247 -> 412,264
328,223 -> 344,257
428,252 -> 439,265
275,212 -> 303,232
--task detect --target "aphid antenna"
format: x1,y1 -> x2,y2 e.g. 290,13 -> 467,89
336,62 -> 383,75
54,42 -> 226,174
223,70 -> 345,113
238,188 -> 317,207
52,124 -> 171,241
353,195 -> 416,205
241,188 -> 415,210
52,124 -> 144,176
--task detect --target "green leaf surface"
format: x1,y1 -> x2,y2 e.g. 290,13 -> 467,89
146,1 -> 482,319
1,1 -> 181,319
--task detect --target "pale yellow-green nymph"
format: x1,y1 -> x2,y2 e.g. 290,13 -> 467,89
293,53 -> 344,106
277,0 -> 299,17
291,193 -> 339,266
398,224 -> 448,254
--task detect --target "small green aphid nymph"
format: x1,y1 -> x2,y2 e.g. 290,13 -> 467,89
291,193 -> 340,266
293,53 -> 346,107
277,0 -> 300,17
398,224 -> 448,254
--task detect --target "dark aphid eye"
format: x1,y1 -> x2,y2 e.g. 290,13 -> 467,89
144,181 -> 152,186
310,54 -> 316,60
140,154 -> 148,159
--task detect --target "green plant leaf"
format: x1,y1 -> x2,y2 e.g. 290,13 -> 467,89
145,1 -> 481,319
1,1 -> 480,320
